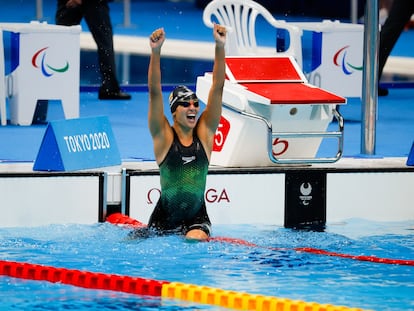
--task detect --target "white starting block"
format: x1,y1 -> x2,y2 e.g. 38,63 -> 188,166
196,56 -> 346,166
0,21 -> 81,126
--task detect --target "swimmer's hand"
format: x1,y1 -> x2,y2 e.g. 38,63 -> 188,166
149,28 -> 165,51
185,229 -> 209,241
213,23 -> 227,48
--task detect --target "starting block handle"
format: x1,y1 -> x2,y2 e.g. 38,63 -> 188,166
268,108 -> 344,164
235,107 -> 344,164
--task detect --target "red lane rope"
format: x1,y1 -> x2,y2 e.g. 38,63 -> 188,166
294,247 -> 414,266
106,213 -> 146,228
107,213 -> 414,267
0,259 -> 168,296
208,237 -> 414,266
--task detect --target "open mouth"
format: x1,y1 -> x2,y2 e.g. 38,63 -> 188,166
187,113 -> 196,121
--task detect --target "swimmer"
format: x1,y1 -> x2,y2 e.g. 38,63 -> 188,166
129,24 -> 227,241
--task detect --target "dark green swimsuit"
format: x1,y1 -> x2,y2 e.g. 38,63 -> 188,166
147,128 -> 211,235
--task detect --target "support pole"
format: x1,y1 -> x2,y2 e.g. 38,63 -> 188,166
123,0 -> 131,28
350,0 -> 358,24
361,0 -> 379,155
36,0 -> 43,20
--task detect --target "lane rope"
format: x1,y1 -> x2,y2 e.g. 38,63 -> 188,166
208,236 -> 414,266
107,213 -> 414,267
0,259 -> 369,311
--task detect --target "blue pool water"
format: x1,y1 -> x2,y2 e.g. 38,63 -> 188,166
0,219 -> 413,310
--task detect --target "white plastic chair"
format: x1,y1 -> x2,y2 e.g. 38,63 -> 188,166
203,0 -> 303,67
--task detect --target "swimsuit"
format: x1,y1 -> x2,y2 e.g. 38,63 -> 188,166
147,128 -> 211,236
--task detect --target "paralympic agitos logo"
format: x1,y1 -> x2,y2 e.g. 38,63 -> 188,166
31,47 -> 69,77
333,45 -> 363,75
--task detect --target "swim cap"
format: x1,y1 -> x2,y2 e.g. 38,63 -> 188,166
169,85 -> 198,113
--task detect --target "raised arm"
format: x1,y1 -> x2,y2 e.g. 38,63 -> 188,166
148,28 -> 173,163
148,28 -> 166,136
197,24 -> 227,155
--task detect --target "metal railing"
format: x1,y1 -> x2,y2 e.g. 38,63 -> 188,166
225,104 -> 344,165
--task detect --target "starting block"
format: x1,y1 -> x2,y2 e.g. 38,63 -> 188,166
296,20 -> 364,98
0,21 -> 80,125
196,56 -> 346,166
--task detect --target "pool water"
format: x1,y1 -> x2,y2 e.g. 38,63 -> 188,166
0,219 -> 413,310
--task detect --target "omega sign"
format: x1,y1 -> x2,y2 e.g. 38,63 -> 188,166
146,188 -> 230,205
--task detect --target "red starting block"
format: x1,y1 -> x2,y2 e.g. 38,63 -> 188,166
196,56 -> 346,166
